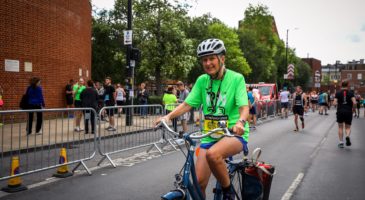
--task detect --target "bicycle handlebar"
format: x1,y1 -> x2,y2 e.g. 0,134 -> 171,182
157,119 -> 236,140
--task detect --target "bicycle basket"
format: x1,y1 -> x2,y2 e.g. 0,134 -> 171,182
244,162 -> 275,200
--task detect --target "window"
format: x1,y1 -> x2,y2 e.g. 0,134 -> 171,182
358,73 -> 362,80
347,73 -> 352,80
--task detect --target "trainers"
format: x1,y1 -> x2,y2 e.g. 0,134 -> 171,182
74,127 -> 80,132
338,142 -> 344,148
107,127 -> 116,131
346,137 -> 351,146
35,130 -> 42,135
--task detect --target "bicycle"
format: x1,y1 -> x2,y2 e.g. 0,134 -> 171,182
157,119 -> 275,200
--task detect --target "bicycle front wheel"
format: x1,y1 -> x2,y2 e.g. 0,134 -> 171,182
230,169 -> 244,200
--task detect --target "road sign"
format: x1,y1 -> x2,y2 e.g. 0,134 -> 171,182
284,74 -> 288,79
287,64 -> 295,79
124,30 -> 132,45
315,83 -> 320,88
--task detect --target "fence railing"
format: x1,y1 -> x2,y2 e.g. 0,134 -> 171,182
0,100 -> 294,187
0,108 -> 97,181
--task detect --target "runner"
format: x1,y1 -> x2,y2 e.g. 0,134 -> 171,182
292,86 -> 307,132
333,81 -> 357,148
318,90 -> 329,115
310,90 -> 318,112
247,86 -> 257,129
279,86 -> 290,119
354,90 -> 361,118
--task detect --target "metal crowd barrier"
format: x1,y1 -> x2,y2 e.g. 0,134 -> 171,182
0,108 -> 97,181
97,104 -> 168,167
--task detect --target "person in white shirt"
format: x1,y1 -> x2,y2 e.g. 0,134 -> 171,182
115,83 -> 126,117
279,87 -> 290,118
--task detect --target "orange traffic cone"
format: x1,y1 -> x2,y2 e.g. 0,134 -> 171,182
53,148 -> 73,178
1,156 -> 27,193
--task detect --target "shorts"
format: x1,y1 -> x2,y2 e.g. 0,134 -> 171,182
104,100 -> 115,116
116,100 -> 124,106
311,100 -> 318,104
74,100 -> 82,108
293,106 -> 304,116
66,96 -> 73,106
356,103 -> 360,109
200,136 -> 248,156
281,102 -> 289,109
336,111 -> 352,125
249,106 -> 256,115
320,103 -> 328,107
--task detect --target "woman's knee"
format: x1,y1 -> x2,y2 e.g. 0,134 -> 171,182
206,149 -> 222,164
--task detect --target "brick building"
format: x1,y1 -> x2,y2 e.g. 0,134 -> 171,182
0,0 -> 91,110
302,58 -> 322,90
340,60 -> 365,96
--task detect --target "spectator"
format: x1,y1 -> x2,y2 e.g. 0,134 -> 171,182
137,82 -> 149,118
163,86 -> 178,132
80,80 -> 98,134
104,77 -> 116,131
115,83 -> 126,117
177,81 -> 190,134
333,81 -> 357,148
188,83 -> 195,123
65,79 -> 74,118
95,81 -> 105,121
73,78 -> 86,132
26,77 -> 45,135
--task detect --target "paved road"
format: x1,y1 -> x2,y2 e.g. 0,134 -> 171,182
1,109 -> 364,200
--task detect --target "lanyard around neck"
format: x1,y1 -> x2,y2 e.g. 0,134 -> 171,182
208,69 -> 226,114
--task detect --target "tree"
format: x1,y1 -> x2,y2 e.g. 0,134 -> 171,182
207,23 -> 251,76
112,0 -> 195,95
237,4 -> 277,83
92,9 -> 126,83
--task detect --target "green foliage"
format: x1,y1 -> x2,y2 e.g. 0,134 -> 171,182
91,2 -> 312,91
207,23 -> 251,76
148,95 -> 163,105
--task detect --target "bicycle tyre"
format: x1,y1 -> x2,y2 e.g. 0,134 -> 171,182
230,169 -> 244,199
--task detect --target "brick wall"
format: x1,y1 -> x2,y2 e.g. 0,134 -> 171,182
341,70 -> 365,96
0,0 -> 91,110
302,58 -> 322,89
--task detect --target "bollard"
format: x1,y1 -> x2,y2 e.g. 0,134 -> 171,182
53,148 -> 73,178
1,156 -> 27,193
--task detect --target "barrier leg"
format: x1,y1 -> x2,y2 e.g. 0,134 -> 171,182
97,154 -> 116,168
72,160 -> 92,175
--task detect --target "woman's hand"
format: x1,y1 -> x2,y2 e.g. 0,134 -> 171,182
232,121 -> 245,136
155,116 -> 170,127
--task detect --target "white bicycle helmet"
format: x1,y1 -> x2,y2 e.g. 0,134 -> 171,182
197,38 -> 226,57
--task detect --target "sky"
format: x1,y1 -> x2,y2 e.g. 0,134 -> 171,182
92,0 -> 365,65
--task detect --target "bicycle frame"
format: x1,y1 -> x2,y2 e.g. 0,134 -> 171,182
162,135 -> 206,200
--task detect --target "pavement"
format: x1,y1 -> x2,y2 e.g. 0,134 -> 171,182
0,108 -> 364,200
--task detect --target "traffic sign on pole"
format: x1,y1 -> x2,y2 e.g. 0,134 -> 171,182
124,30 -> 132,45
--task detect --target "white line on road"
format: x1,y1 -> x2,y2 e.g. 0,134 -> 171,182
281,172 -> 305,200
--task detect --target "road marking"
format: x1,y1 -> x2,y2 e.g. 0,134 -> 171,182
28,177 -> 59,189
310,137 -> 327,158
281,172 -> 304,200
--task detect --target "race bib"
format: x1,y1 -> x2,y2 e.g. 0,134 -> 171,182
203,115 -> 228,139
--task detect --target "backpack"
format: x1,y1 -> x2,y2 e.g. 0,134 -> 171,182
19,88 -> 30,109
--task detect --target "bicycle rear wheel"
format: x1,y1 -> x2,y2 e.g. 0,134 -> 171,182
230,169 -> 244,200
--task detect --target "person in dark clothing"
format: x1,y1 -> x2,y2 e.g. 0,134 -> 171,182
80,80 -> 98,134
104,77 -> 116,131
65,79 -> 74,118
26,77 -> 45,135
333,81 -> 357,148
137,82 -> 149,118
